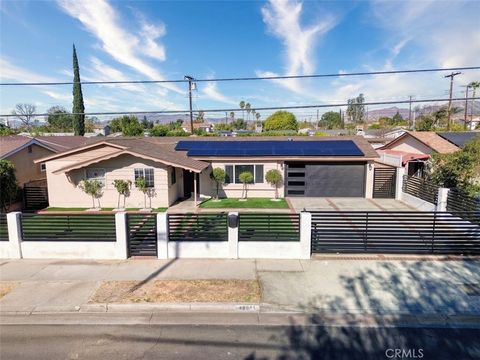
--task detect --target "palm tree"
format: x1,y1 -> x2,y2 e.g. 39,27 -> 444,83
245,103 -> 251,120
255,112 -> 261,121
251,109 -> 256,120
229,111 -> 235,122
469,81 -> 480,128
239,101 -> 245,120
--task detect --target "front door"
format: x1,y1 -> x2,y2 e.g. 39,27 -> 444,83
183,170 -> 194,197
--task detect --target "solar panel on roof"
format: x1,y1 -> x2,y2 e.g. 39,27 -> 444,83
175,140 -> 364,157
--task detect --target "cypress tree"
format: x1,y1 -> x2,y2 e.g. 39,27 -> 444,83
72,44 -> 85,135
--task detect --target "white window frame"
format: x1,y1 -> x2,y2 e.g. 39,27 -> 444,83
85,168 -> 106,186
134,168 -> 155,188
224,164 -> 264,184
40,163 -> 46,172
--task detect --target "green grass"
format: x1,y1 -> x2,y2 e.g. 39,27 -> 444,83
200,198 -> 289,209
101,208 -> 114,211
44,207 -> 88,211
126,208 -> 140,211
153,208 -> 168,212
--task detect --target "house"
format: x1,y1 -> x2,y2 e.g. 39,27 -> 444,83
182,122 -> 213,133
0,135 -> 87,186
378,131 -> 459,177
37,136 -> 379,209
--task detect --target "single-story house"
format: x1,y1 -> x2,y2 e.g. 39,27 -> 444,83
378,131 -> 459,177
0,135 -> 87,186
36,136 -> 379,209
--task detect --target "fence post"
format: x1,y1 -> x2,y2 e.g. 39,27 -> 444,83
395,167 -> 405,200
6,212 -> 22,259
436,188 -> 450,212
300,211 -> 312,259
228,212 -> 238,259
115,212 -> 128,259
157,212 -> 169,259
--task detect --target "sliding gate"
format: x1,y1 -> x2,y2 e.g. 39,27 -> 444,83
311,211 -> 480,255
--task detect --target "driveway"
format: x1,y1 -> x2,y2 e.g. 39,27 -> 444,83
288,197 -> 415,212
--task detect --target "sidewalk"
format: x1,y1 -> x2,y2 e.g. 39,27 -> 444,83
1,257 -> 479,321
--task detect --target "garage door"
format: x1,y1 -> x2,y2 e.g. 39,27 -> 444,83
286,162 -> 366,197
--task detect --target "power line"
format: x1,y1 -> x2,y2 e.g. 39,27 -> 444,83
1,66 -> 479,86
1,97 -> 477,118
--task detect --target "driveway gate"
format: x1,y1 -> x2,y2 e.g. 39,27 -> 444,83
311,211 -> 480,254
127,213 -> 157,257
373,168 -> 396,198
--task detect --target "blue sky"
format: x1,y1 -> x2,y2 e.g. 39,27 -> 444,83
1,0 -> 479,121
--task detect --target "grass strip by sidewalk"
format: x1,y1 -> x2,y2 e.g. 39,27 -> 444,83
200,198 -> 288,209
90,280 -> 261,303
0,282 -> 17,299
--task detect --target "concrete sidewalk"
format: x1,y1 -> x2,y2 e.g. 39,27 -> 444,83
1,258 -> 479,317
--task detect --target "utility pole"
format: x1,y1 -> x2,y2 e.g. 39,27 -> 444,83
184,75 -> 195,133
463,86 -> 470,130
445,71 -> 461,131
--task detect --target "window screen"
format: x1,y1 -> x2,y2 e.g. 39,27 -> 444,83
255,165 -> 264,183
225,165 -> 233,184
86,168 -> 105,186
134,168 -> 155,188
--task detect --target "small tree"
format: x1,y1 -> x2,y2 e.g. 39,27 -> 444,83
0,160 -> 19,212
79,179 -> 103,209
135,176 -> 149,209
112,179 -> 132,209
210,168 -> 226,199
239,171 -> 253,199
265,169 -> 283,199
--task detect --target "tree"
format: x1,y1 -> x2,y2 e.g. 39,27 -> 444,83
255,112 -> 261,121
245,103 -> 251,120
265,169 -> 283,199
239,171 -> 253,199
112,179 -> 132,209
79,179 -> 103,209
239,101 -> 245,120
141,116 -> 153,129
215,123 -> 233,131
415,114 -> 435,131
0,160 -> 18,212
150,124 -> 170,136
135,176 -> 150,209
72,44 -> 85,136
210,168 -> 226,199
392,111 -> 404,125
264,111 -> 298,131
231,118 -> 247,130
12,103 -> 36,129
47,106 -> 72,131
319,111 -> 342,129
109,115 -> 143,136
468,81 -> 480,127
195,111 -> 205,123
346,93 -> 365,124
429,137 -> 480,196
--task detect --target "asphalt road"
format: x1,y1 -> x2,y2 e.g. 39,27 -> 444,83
1,323 -> 480,360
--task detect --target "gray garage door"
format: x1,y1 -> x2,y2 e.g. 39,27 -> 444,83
286,162 -> 366,197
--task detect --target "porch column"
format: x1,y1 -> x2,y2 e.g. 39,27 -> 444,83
194,172 -> 197,206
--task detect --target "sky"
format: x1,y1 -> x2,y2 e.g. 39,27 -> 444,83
0,0 -> 479,122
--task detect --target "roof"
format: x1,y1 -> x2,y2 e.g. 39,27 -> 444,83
437,131 -> 480,148
35,136 -> 89,152
39,138 -> 209,173
381,131 -> 459,154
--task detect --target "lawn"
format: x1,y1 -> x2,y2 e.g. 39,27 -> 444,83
200,198 -> 289,209
90,280 -> 261,303
44,207 -> 89,211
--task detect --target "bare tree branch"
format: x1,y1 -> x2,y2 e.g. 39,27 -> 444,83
11,103 -> 36,129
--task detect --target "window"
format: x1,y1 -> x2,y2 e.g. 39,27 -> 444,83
28,145 -> 32,153
170,168 -> 176,185
134,168 -> 155,187
224,164 -> 264,184
86,168 -> 105,186
40,163 -> 46,172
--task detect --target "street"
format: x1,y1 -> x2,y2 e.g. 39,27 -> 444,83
1,322 -> 479,360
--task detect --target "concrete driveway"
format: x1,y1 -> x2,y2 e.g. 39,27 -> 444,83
288,197 -> 415,212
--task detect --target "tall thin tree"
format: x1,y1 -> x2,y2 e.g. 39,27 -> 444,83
72,44 -> 85,136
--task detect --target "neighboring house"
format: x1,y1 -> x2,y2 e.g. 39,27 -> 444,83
182,122 -> 213,133
0,135 -> 87,186
378,131 -> 460,177
37,136 -> 379,209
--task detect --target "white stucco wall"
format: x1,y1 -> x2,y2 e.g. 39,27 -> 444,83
20,241 -> 118,259
400,191 -> 436,211
0,242 -> 12,258
167,241 -> 229,258
388,136 -> 433,155
46,154 -> 173,208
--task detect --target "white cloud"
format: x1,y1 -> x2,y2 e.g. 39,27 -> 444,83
56,0 -> 183,94
0,58 -> 56,83
201,82 -> 237,105
257,0 -> 336,95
